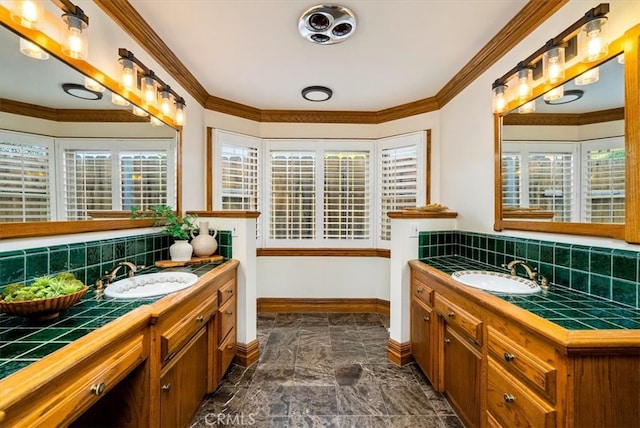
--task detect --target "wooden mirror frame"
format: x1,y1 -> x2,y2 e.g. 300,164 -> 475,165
0,7 -> 182,239
494,24 -> 639,244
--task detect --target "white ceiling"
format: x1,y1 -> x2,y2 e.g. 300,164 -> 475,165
127,0 -> 528,111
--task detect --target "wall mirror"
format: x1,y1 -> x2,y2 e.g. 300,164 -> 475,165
0,13 -> 181,239
494,24 -> 639,243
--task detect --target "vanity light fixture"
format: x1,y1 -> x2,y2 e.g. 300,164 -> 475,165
84,76 -> 105,93
517,100 -> 535,114
298,4 -> 357,45
132,105 -> 149,117
302,85 -> 333,102
150,115 -> 164,127
19,38 -> 49,60
59,0 -> 89,60
9,0 -> 43,28
117,48 -> 186,125
574,66 -> 600,85
543,85 -> 564,101
111,92 -> 130,107
491,3 -> 609,114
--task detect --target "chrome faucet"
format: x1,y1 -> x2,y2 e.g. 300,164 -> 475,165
95,261 -> 138,294
502,260 -> 549,289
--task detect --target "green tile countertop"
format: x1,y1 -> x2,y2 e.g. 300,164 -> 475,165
0,260 -> 226,380
420,256 -> 640,331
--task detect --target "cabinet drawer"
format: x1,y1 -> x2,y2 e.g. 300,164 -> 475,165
218,295 -> 236,343
412,275 -> 433,306
161,294 -> 217,362
435,294 -> 482,345
487,358 -> 556,428
488,327 -> 556,403
218,277 -> 236,307
219,328 -> 236,375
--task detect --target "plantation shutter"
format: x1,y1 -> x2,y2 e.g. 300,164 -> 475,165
120,151 -> 168,210
379,144 -> 418,241
269,151 -> 316,240
323,151 -> 370,239
583,146 -> 625,223
501,153 -> 521,208
63,150 -> 113,220
221,144 -> 259,211
0,133 -> 53,222
527,152 -> 573,222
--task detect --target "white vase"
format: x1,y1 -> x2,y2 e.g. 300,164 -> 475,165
169,240 -> 193,261
190,221 -> 218,257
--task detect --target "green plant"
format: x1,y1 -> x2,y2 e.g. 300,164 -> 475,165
131,205 -> 198,240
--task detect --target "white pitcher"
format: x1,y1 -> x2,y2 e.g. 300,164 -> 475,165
190,221 -> 218,257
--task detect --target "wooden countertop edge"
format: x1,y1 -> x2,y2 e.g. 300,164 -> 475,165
0,305 -> 152,409
387,211 -> 458,219
409,260 -> 640,351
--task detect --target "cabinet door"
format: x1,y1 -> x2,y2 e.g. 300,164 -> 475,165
160,327 -> 208,428
443,325 -> 482,428
411,298 -> 434,383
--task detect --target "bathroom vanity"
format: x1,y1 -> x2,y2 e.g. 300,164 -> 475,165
0,260 -> 238,427
410,258 -> 640,428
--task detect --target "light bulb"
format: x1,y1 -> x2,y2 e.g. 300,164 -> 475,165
10,0 -> 43,28
579,17 -> 608,63
543,86 -> 564,101
160,90 -> 173,117
492,84 -> 508,114
516,68 -> 533,101
175,100 -> 186,126
119,58 -> 136,90
518,100 -> 535,114
142,76 -> 157,106
62,14 -> 88,60
575,67 -> 599,85
111,93 -> 130,107
84,77 -> 105,92
19,38 -> 49,60
543,46 -> 565,85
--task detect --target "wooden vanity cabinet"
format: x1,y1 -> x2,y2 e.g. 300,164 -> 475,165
410,269 -> 436,383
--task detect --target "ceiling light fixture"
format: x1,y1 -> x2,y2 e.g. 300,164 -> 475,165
62,83 -> 102,100
491,3 -> 609,114
298,4 -> 357,45
302,86 -> 333,102
543,89 -> 584,105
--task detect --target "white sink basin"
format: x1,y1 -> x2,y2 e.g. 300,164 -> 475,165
104,272 -> 199,299
451,270 -> 541,294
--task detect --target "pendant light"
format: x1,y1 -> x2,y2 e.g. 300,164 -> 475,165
61,8 -> 88,60
579,15 -> 608,63
516,66 -> 533,101
542,43 -> 565,85
491,82 -> 508,114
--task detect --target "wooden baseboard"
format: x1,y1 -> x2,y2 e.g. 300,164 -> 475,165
387,338 -> 413,366
257,298 -> 390,314
234,340 -> 260,367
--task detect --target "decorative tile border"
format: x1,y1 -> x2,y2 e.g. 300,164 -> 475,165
419,231 -> 640,309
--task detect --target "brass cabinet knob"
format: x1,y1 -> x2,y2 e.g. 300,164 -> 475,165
447,311 -> 455,317
503,393 -> 516,403
444,338 -> 451,344
227,289 -> 233,294
226,311 -> 233,316
226,345 -> 234,350
423,315 -> 430,322
162,383 -> 172,391
416,288 -> 423,294
196,315 -> 204,323
504,352 -> 515,362
90,382 -> 106,396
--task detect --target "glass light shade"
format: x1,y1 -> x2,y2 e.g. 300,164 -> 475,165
19,37 -> 49,60
579,17 -> 608,63
574,67 -> 599,85
10,0 -> 43,28
119,58 -> 136,91
142,76 -> 157,107
542,46 -> 565,84
132,105 -> 149,117
504,75 -> 518,103
543,86 -> 564,101
175,101 -> 186,126
516,68 -> 533,101
84,76 -> 105,93
517,100 -> 535,114
617,53 -> 624,65
62,14 -> 88,60
150,116 -> 164,127
111,92 -> 130,107
159,90 -> 174,117
492,84 -> 508,114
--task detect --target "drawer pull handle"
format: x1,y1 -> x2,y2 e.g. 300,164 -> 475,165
226,345 -> 234,350
226,311 -> 233,316
162,383 -> 172,391
416,288 -> 423,294
444,338 -> 451,345
227,289 -> 233,294
503,393 -> 516,403
91,382 -> 106,396
504,352 -> 515,362
447,311 -> 455,318
423,315 -> 430,322
196,315 -> 204,323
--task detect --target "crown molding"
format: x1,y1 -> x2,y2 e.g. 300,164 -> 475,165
1,98 -> 150,122
96,0 -> 567,124
502,107 -> 624,126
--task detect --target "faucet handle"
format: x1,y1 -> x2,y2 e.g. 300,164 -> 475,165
535,273 -> 549,290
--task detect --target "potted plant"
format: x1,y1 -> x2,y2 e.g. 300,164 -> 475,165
131,205 -> 198,261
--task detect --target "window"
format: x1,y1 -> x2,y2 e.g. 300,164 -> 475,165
527,152 -> 574,222
213,130 -> 426,247
501,153 -> 521,208
582,137 -> 625,223
0,130 -> 54,222
62,149 -> 113,220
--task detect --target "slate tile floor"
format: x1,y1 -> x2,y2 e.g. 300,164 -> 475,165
192,313 -> 463,428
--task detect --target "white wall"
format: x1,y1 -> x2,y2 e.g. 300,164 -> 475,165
439,0 -> 640,251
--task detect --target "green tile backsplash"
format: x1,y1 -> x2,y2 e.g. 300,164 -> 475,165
0,231 -> 232,289
419,230 -> 640,309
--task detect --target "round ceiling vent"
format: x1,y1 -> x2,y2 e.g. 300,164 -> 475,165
298,4 -> 357,45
